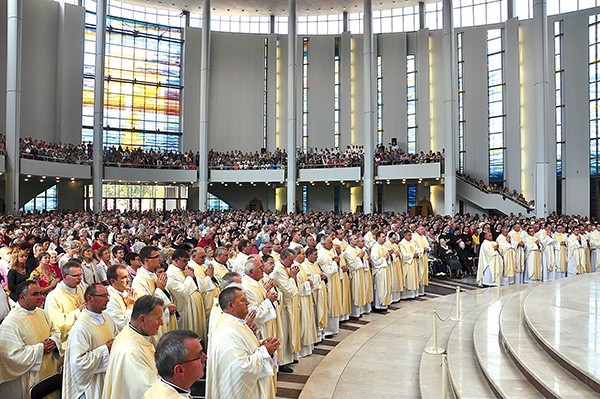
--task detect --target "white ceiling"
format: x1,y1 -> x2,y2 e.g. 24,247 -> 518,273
125,0 -> 432,17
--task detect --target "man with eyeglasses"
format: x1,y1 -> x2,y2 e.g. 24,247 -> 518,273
44,260 -> 86,345
143,330 -> 207,399
62,283 -> 118,399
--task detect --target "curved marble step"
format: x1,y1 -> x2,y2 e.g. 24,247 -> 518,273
473,293 -> 544,399
446,300 -> 497,399
523,274 -> 600,393
499,289 -> 598,398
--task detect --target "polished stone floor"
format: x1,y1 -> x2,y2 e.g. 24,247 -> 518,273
295,274 -> 600,399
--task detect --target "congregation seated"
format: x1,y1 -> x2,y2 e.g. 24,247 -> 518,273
0,208 -> 597,398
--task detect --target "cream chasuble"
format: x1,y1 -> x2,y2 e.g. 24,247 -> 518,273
385,241 -> 404,297
44,281 -> 85,345
102,325 -> 158,399
106,285 -> 132,333
0,304 -> 60,399
567,234 -> 587,275
316,248 -> 343,317
295,264 -> 318,346
143,379 -> 190,399
62,310 -> 117,399
270,263 -> 300,362
132,268 -> 177,339
509,229 -> 525,273
190,259 -> 219,327
553,232 -> 568,273
476,239 -> 503,285
166,264 -> 207,344
524,235 -> 542,280
241,275 -> 278,341
341,245 -> 367,307
206,313 -> 276,399
399,239 -> 420,292
370,242 -> 391,307
496,234 -> 516,278
411,233 -> 430,286
301,260 -> 328,330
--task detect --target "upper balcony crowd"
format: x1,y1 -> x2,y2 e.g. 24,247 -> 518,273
0,135 -> 445,171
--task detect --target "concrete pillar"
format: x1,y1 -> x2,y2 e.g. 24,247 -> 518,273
286,0 -> 297,213
5,0 -> 22,214
419,1 -> 426,29
92,0 -> 107,213
362,0 -> 375,214
442,0 -> 457,215
533,0 -> 550,218
198,0 -> 211,211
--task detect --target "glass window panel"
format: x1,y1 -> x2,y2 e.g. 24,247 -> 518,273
488,85 -> 503,102
489,116 -> 504,133
489,101 -> 504,117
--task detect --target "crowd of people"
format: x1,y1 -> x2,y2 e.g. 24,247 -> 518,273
2,134 -> 449,173
103,146 -> 197,169
297,146 -> 364,168
457,172 -> 535,211
0,208 -> 597,398
208,148 -> 287,170
374,145 -> 445,165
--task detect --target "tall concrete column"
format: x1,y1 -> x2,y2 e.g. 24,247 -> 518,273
92,0 -> 107,213
362,0 -> 375,214
286,0 -> 297,213
419,1 -> 426,29
5,0 -> 22,215
533,0 -> 550,218
198,0 -> 211,211
442,0 -> 457,215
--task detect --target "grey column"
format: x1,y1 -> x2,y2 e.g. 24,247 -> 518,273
533,0 -> 550,218
362,0 -> 375,214
419,1 -> 425,30
442,0 -> 457,215
92,0 -> 106,213
286,0 -> 297,213
5,0 -> 22,215
198,0 -> 211,211
507,0 -> 516,19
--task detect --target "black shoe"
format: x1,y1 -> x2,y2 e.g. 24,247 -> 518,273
279,365 -> 294,373
293,359 -> 299,364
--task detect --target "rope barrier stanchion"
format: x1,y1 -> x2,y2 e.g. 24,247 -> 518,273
450,286 -> 461,321
425,310 -> 445,355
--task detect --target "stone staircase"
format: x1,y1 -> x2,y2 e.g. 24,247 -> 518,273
424,274 -> 600,399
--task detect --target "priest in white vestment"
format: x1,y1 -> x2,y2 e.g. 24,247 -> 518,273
62,284 -> 118,399
166,249 -> 207,345
399,231 -> 420,299
342,235 -> 369,317
524,227 -> 543,282
241,257 -> 278,341
270,248 -> 300,369
102,295 -> 164,399
189,247 -> 218,329
317,236 -> 343,336
143,330 -> 207,399
370,232 -> 392,308
509,224 -> 526,284
497,227 -> 516,285
44,261 -> 86,345
132,246 -> 178,340
106,264 -> 137,332
0,281 -> 61,399
587,225 -> 600,272
206,286 -> 279,399
411,226 -> 430,296
476,232 -> 503,287
567,226 -> 587,276
553,226 -> 568,280
301,247 -> 328,341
